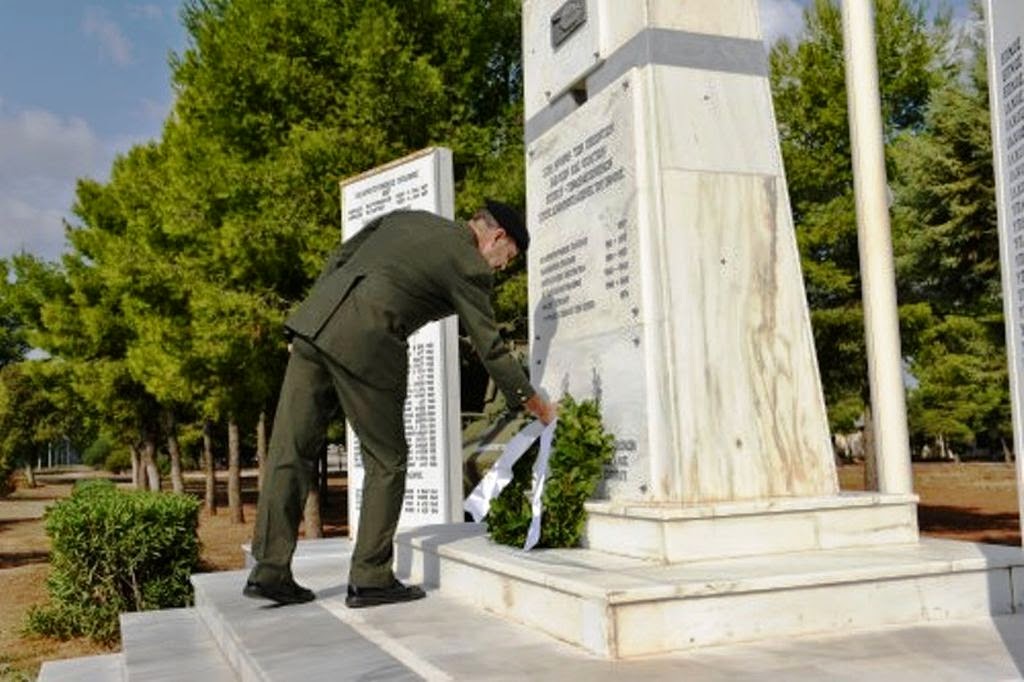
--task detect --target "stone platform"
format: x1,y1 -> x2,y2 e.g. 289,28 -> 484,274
37,537 -> 1024,680
582,492 -> 918,562
396,522 -> 1024,659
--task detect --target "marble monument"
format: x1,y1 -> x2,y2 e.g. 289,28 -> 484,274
395,1 -> 1024,659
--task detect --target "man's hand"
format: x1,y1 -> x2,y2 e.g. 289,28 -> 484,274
524,393 -> 557,425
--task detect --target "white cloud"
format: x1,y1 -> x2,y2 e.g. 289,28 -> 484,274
760,0 -> 806,45
0,109 -> 99,181
82,7 -> 134,66
0,107 -> 109,262
0,196 -> 68,262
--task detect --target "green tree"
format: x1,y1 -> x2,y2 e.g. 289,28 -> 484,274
770,0 -> 952,429
0,261 -> 29,369
161,0 -> 530,521
905,314 -> 1009,457
0,255 -> 100,484
170,0 -> 528,330
0,360 -> 87,494
0,364 -> 43,494
24,175 -> 170,491
892,19 -> 999,317
891,11 -> 1010,454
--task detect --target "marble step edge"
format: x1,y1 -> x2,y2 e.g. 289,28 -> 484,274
191,569 -> 430,682
582,493 -> 920,563
119,608 -> 236,682
396,526 -> 1024,605
398,530 -> 1024,658
241,537 -> 353,568
584,491 -> 918,520
36,653 -> 125,682
191,576 -> 267,682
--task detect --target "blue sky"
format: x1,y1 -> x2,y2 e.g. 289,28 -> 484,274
0,0 -> 973,264
0,1 -> 186,262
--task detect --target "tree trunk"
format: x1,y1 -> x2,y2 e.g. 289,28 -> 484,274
1003,438 -> 1014,464
862,406 -> 878,492
23,463 -> 35,488
936,433 -> 959,462
202,420 -> 217,515
228,415 -> 244,523
257,409 -> 268,492
164,409 -> 185,494
141,430 -> 161,492
303,448 -> 324,539
130,444 -> 144,490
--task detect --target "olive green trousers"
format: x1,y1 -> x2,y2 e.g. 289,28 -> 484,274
249,337 -> 408,588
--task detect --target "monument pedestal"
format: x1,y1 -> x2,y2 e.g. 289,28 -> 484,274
381,0 -> 1024,663
582,492 -> 918,563
395,522 -> 1024,660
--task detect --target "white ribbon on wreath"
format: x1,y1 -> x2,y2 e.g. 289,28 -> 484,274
463,417 -> 558,551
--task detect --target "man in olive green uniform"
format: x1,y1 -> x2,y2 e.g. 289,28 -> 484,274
244,200 -> 556,608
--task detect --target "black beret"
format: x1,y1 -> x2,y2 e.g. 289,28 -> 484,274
485,198 -> 529,252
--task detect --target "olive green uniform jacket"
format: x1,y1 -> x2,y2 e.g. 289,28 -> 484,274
285,209 -> 535,406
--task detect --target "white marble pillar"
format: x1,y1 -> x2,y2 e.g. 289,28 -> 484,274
841,0 -> 913,495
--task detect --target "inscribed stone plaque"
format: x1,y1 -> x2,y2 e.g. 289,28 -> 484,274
527,72 -> 650,499
339,148 -> 462,534
986,0 -> 1024,542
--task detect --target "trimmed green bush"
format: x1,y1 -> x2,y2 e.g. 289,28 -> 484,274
487,395 -> 614,548
81,436 -> 114,468
83,435 -> 133,473
24,481 -> 201,644
103,447 -> 132,473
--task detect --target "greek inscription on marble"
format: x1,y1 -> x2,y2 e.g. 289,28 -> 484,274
539,122 -> 626,222
537,237 -> 593,321
1002,35 -> 1024,374
603,438 -> 637,482
346,169 -> 430,223
405,342 -> 439,470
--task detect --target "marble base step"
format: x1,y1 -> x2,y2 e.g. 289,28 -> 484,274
395,523 -> 1024,659
37,653 -> 124,682
191,550 -> 422,682
120,608 -> 235,681
208,540 -> 1024,680
584,492 -> 919,562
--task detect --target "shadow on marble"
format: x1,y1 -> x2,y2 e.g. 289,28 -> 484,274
394,521 -> 482,585
982,542 -> 1024,677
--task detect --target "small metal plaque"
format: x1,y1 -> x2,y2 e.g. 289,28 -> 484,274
551,0 -> 586,49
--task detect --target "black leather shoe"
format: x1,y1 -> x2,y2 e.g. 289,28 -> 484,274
243,578 -> 316,605
345,579 -> 426,608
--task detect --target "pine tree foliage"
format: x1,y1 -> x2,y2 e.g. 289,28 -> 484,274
892,23 -> 1000,317
0,0 -> 530,488
891,11 -> 1010,453
770,0 -> 952,430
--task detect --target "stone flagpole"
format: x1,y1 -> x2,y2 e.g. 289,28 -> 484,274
841,0 -> 913,494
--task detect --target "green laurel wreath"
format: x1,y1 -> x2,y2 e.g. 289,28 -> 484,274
486,394 -> 615,548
